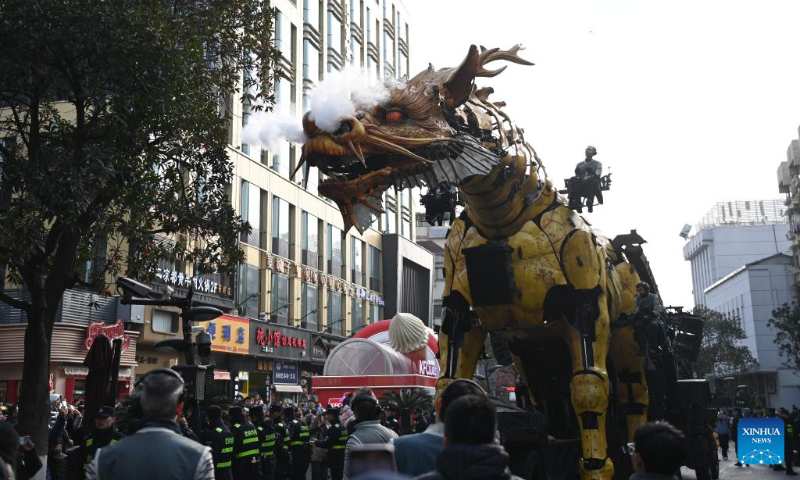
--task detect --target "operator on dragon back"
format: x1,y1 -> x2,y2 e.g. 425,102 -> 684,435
633,282 -> 665,356
568,145 -> 603,212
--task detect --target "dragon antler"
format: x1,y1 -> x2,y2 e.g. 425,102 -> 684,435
476,45 -> 534,78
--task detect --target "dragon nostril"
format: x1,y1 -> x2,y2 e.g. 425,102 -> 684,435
333,120 -> 353,136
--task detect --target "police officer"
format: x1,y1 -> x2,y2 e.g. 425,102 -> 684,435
202,405 -> 234,480
269,404 -> 291,480
230,406 -> 261,479
80,406 -> 125,477
315,407 -> 347,480
251,405 -> 277,480
287,406 -> 311,480
383,404 -> 400,434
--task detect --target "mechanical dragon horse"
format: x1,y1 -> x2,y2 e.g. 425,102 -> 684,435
299,45 -> 652,480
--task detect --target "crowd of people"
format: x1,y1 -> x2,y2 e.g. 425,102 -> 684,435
6,370 -> 795,480
715,405 -> 800,474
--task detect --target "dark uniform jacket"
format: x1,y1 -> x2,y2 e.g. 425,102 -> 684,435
202,420 -> 234,479
315,419 -> 348,461
81,427 -> 125,474
257,418 -> 279,459
230,420 -> 261,478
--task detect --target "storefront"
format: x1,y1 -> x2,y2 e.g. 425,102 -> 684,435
0,320 -> 139,404
248,320 -> 311,404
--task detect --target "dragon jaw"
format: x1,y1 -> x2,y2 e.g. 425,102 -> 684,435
299,44 -> 536,234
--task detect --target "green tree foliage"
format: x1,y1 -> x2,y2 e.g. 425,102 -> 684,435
0,0 -> 280,451
381,389 -> 434,435
768,302 -> 800,371
692,306 -> 759,379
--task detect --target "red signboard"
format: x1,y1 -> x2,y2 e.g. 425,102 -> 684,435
85,320 -> 130,352
255,327 -> 307,350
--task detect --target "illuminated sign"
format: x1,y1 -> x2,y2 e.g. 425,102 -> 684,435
249,321 -> 310,361
207,315 -> 249,355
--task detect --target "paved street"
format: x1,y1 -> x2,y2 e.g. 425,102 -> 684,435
680,457 -> 795,479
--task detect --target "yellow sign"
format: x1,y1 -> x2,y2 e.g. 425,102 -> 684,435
208,315 -> 249,355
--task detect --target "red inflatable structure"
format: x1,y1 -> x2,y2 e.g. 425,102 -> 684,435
312,316 -> 439,407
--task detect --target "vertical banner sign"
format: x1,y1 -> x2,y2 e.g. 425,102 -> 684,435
737,417 -> 784,465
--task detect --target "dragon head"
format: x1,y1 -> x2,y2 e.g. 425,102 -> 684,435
299,45 -> 536,233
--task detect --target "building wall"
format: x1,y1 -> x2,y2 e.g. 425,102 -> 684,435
219,0 -> 415,335
704,255 -> 800,408
683,223 -> 790,307
381,234 -> 434,325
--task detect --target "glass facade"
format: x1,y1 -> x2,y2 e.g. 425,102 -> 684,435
369,245 -> 382,292
222,0 -> 413,335
238,263 -> 261,319
240,181 -> 263,247
270,273 -> 290,324
351,237 -> 364,285
327,224 -> 343,277
272,196 -> 291,258
301,283 -> 318,329
352,297 -> 364,333
328,291 -> 343,335
302,211 -> 319,269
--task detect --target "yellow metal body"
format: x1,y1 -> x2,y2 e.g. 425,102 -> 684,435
439,197 -> 648,480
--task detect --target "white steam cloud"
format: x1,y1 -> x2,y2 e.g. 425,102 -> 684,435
241,112 -> 306,153
308,69 -> 389,133
240,68 -> 388,152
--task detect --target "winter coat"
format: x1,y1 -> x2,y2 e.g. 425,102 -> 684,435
414,444 -> 522,480
715,417 -> 731,436
343,420 -> 398,480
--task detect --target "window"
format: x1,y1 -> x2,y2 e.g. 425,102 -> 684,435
352,298 -> 365,333
350,0 -> 361,27
303,39 -> 321,83
402,259 -> 430,324
275,12 -> 294,62
301,283 -> 318,329
272,197 -> 291,258
240,181 -> 264,247
401,217 -> 411,239
304,0 -> 320,30
370,304 -> 382,323
271,77 -> 293,177
302,212 -> 319,269
369,245 -> 382,292
238,264 -> 261,318
398,51 -> 407,78
328,12 -> 342,52
0,137 -> 10,184
82,238 -> 108,284
366,8 -> 374,44
328,291 -> 344,335
350,38 -> 362,67
327,225 -> 343,277
351,237 -> 364,285
152,309 -> 179,334
270,273 -> 290,324
383,207 -> 396,234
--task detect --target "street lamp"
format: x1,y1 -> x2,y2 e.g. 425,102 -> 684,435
297,309 -> 318,328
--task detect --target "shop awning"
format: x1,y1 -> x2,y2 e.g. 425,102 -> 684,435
273,384 -> 303,393
214,371 -> 232,381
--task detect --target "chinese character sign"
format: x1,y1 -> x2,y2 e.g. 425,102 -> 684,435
209,315 -> 249,355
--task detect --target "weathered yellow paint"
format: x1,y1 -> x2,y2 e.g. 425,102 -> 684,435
439,200 -> 649,480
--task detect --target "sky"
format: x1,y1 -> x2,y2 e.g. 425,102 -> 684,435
403,0 -> 800,309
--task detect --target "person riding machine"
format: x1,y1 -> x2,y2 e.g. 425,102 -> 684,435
632,282 -> 667,358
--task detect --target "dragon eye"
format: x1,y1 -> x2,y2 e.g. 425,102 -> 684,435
385,109 -> 407,122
